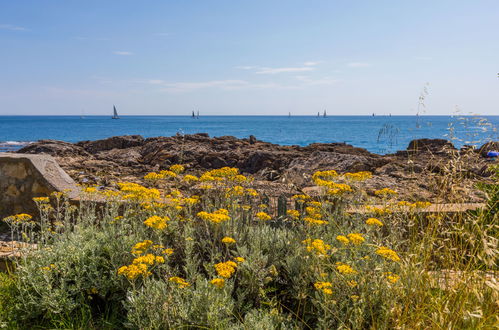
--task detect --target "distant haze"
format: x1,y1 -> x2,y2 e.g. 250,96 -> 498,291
0,0 -> 498,115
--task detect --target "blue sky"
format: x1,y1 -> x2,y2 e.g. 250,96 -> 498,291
1,0 -> 498,115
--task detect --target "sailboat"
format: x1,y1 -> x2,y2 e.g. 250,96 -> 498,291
288,112 -> 291,118
323,109 -> 327,118
192,111 -> 196,118
197,110 -> 200,119
317,112 -> 320,117
112,105 -> 120,119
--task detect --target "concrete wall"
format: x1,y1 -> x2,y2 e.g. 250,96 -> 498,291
0,153 -> 79,218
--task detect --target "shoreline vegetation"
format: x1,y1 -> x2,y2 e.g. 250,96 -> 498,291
0,134 -> 498,328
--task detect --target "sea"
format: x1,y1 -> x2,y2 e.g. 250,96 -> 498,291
0,115 -> 498,155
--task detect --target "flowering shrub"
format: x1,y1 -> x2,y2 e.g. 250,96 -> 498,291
1,166 -> 497,329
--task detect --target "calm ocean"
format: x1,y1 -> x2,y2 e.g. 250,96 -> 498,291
1,116 -> 498,154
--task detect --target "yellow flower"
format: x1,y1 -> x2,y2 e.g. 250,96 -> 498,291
336,262 -> 357,275
287,209 -> 300,219
144,172 -> 163,181
183,174 -> 199,183
144,215 -> 169,230
347,280 -> 358,288
256,211 -> 271,221
376,247 -> 401,262
366,217 -> 383,227
336,235 -> 349,245
214,261 -> 238,278
234,257 -> 245,263
169,164 -> 185,174
132,240 -> 153,255
210,278 -> 225,288
162,248 -> 174,255
197,209 -> 231,223
347,233 -> 365,245
314,281 -> 333,295
117,263 -> 151,280
343,171 -> 372,181
33,197 -> 50,203
221,236 -> 236,244
3,213 -> 33,224
169,276 -> 190,288
384,272 -> 400,283
302,239 -> 331,256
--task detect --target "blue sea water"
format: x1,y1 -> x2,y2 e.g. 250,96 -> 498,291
0,116 -> 498,154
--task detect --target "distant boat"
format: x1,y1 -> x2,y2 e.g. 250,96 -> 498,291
197,110 -> 200,119
323,109 -> 327,118
288,112 -> 291,117
317,112 -> 320,117
112,105 -> 120,119
372,113 -> 375,117
192,111 -> 196,118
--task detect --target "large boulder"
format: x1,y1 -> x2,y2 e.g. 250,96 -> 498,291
478,141 -> 499,157
76,135 -> 144,153
407,139 -> 455,153
18,140 -> 90,157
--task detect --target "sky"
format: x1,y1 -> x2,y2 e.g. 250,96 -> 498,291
0,0 -> 498,116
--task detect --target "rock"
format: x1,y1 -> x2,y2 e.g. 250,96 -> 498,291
249,135 -> 257,144
77,135 -> 144,153
18,140 -> 90,157
407,139 -> 456,153
0,153 -> 80,218
478,141 -> 499,157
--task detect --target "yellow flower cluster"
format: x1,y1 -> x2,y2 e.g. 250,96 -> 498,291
169,276 -> 190,288
234,257 -> 245,263
118,182 -> 161,201
346,233 -> 365,245
183,174 -> 199,183
384,272 -> 400,283
256,211 -> 271,221
344,171 -> 372,181
118,238 -> 169,281
376,247 -> 401,262
197,209 -> 231,223
336,235 -> 350,245
214,260 -> 238,278
365,205 -> 392,216
169,164 -> 185,174
302,238 -> 331,256
286,209 -> 300,219
336,262 -> 358,275
144,215 -> 169,230
374,188 -> 397,196
312,170 -> 338,181
210,278 -> 225,288
200,167 -> 246,183
314,281 -> 333,295
221,236 -> 236,244
33,197 -> 50,203
3,213 -> 33,224
40,264 -> 57,271
303,205 -> 327,225
366,217 -> 384,227
132,240 -> 153,255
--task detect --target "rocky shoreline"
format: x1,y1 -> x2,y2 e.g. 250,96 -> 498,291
15,134 -> 499,202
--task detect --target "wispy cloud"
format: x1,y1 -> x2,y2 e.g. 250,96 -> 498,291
237,62 -> 319,75
303,61 -> 321,66
295,75 -> 340,86
256,67 -> 315,74
0,24 -> 28,31
347,62 -> 370,68
113,51 -> 133,56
